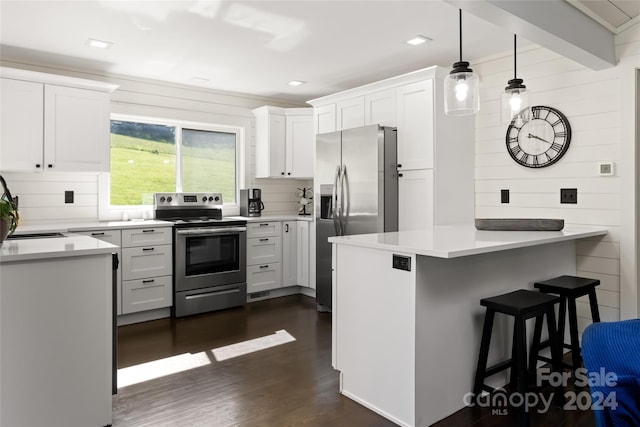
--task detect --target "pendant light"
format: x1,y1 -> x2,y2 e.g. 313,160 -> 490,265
501,34 -> 529,125
444,9 -> 480,116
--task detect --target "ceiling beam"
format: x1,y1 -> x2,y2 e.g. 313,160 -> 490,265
444,0 -> 617,70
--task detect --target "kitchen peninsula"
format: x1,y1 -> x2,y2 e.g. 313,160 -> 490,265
0,234 -> 116,426
329,224 -> 608,427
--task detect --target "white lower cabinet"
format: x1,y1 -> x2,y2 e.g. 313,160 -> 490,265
247,263 -> 283,293
122,276 -> 173,314
73,229 -> 123,315
246,220 -> 311,294
247,222 -> 282,293
296,221 -> 310,287
121,227 -> 173,314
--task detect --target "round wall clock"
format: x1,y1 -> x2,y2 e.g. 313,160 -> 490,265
506,105 -> 571,168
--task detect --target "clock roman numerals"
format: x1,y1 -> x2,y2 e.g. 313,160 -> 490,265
551,142 -> 564,152
532,108 -> 541,119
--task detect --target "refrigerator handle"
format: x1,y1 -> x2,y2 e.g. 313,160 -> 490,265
341,165 -> 349,234
332,165 -> 342,235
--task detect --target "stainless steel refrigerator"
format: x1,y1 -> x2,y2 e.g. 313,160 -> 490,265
315,124 -> 398,310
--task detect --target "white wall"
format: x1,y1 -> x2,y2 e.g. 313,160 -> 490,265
473,23 -> 639,331
0,60 -> 311,224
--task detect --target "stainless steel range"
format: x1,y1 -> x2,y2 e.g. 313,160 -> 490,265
154,192 -> 247,317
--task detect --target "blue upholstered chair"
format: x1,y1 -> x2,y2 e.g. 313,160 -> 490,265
581,319 -> 640,426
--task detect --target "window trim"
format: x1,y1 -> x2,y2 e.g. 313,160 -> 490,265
99,113 -> 245,221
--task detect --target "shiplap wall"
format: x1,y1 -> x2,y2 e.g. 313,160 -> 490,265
0,60 -> 311,224
474,25 -> 639,333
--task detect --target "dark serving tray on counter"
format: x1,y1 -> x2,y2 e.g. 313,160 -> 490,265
475,218 -> 565,231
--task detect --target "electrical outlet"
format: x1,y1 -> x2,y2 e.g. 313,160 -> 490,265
501,189 -> 510,204
65,190 -> 74,204
560,188 -> 577,204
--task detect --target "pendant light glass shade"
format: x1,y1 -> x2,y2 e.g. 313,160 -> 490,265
444,10 -> 480,116
501,35 -> 530,125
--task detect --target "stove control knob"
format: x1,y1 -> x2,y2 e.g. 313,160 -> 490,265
214,196 -> 220,202
202,196 -> 208,202
159,196 -> 166,203
167,196 -> 172,203
208,196 -> 214,202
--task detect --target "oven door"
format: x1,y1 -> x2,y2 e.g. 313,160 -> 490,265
175,226 -> 247,292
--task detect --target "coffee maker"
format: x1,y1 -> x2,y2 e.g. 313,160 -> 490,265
239,188 -> 265,217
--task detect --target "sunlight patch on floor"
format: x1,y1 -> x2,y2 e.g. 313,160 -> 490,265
118,351 -> 212,388
118,330 -> 296,388
212,329 -> 296,361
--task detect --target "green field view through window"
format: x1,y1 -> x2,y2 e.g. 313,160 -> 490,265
110,120 -> 237,205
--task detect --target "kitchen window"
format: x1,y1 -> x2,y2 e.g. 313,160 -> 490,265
107,115 -> 241,210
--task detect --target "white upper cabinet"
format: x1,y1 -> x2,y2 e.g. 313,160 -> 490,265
364,89 -> 397,127
286,113 -> 314,177
314,104 -> 336,134
0,78 -> 44,171
252,106 -> 313,178
0,68 -> 116,173
396,80 -> 434,170
336,97 -> 365,130
44,85 -> 111,172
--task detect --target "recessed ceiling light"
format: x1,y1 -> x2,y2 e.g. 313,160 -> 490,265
87,38 -> 113,49
189,77 -> 210,84
405,35 -> 431,46
288,80 -> 306,87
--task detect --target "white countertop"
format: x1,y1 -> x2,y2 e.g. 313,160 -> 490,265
11,220 -> 174,235
0,234 -> 118,263
328,224 -> 608,258
228,215 -> 313,222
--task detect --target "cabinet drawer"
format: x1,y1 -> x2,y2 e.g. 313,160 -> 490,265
122,245 -> 172,281
247,263 -> 282,293
122,227 -> 172,247
247,222 -> 282,238
247,236 -> 282,265
74,229 -> 122,246
122,275 -> 172,314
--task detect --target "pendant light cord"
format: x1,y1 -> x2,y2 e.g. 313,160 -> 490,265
459,9 -> 463,63
513,34 -> 517,80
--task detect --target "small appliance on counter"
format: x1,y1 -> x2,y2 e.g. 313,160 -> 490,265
239,188 -> 265,217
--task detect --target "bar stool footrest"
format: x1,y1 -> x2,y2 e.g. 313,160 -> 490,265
484,359 -> 513,378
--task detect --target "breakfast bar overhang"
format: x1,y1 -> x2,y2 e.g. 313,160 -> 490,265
329,225 -> 608,427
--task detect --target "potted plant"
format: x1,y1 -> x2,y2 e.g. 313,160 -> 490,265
0,175 -> 19,243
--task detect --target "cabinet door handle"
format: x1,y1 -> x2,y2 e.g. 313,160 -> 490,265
397,164 -> 402,168
287,172 -> 291,176
259,223 -> 269,227
47,164 -> 53,168
259,238 -> 269,242
35,163 -> 41,168
259,265 -> 269,269
91,232 -> 105,236
142,247 -> 155,251
398,173 -> 404,177
142,279 -> 155,284
142,229 -> 155,233
285,224 -> 289,232
281,172 -> 285,175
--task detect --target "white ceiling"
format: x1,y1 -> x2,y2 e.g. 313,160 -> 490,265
0,0 -> 621,104
571,0 -> 640,32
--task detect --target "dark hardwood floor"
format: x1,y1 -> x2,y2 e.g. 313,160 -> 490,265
114,295 -> 596,427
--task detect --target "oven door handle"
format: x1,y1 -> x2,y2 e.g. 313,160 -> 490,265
176,227 -> 247,236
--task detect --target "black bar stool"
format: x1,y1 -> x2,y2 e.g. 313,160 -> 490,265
529,275 -> 601,372
473,289 -> 563,427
